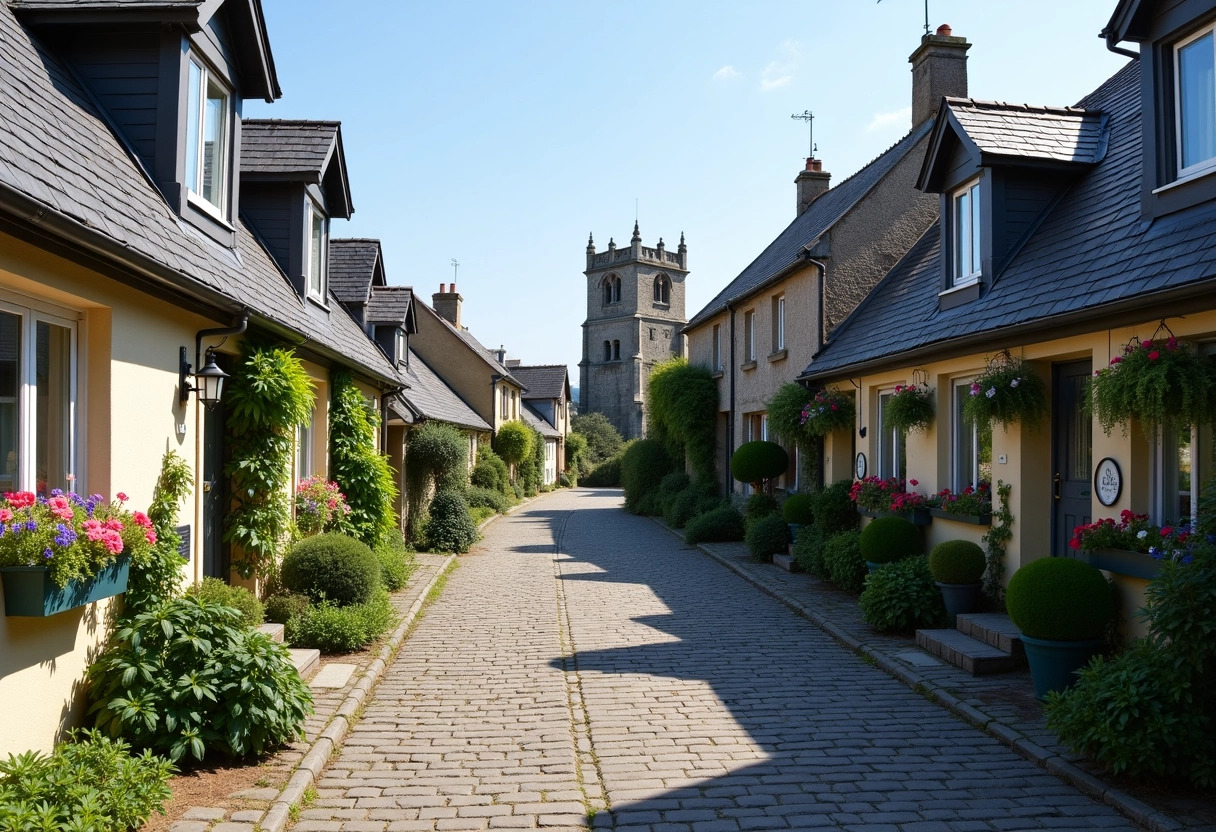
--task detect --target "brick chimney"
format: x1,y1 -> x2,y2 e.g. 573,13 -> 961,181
909,24 -> 970,127
795,157 -> 830,216
432,282 -> 462,328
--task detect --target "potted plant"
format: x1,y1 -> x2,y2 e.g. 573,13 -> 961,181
0,490 -> 156,617
963,353 -> 1047,431
930,483 -> 993,525
1006,557 -> 1113,699
1069,510 -> 1194,579
859,515 -> 920,574
781,493 -> 814,541
850,477 -> 932,525
1090,333 -> 1216,437
884,383 -> 935,435
799,387 -> 855,437
928,539 -> 986,621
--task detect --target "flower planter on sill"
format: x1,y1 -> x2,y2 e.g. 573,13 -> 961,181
928,507 -> 992,526
856,507 -> 932,526
1074,548 -> 1161,581
1,555 -> 130,617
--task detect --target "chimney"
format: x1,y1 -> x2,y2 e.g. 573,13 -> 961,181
909,23 -> 971,127
505,358 -> 521,368
795,157 -> 831,216
432,282 -> 463,328
494,345 -> 507,364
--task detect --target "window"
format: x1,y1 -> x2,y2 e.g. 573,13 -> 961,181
772,294 -> 786,352
1156,344 -> 1215,522
612,340 -> 621,361
0,300 -> 78,497
649,327 -> 655,341
306,202 -> 328,301
877,391 -> 906,480
1177,24 -> 1216,176
953,380 -> 992,491
394,328 -> 406,364
712,324 -> 722,371
511,389 -> 517,419
500,385 -> 509,419
602,275 -> 621,305
185,58 -> 230,214
603,340 -> 611,361
744,310 -> 755,362
951,180 -> 982,285
296,417 -> 314,479
653,274 -> 670,305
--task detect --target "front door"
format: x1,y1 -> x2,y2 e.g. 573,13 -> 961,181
1052,360 -> 1093,556
201,400 -> 228,580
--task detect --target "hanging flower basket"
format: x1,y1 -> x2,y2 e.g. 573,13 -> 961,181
1089,331 -> 1216,436
962,352 -> 1047,431
799,388 -> 854,437
884,383 -> 935,434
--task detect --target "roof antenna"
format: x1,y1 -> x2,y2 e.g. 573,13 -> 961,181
450,258 -> 459,283
876,0 -> 930,36
790,110 -> 816,159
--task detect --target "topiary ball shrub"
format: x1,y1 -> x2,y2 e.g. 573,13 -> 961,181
265,592 -> 311,624
186,577 -> 265,627
746,514 -> 790,563
858,516 -> 920,565
423,489 -> 478,554
813,480 -> 860,535
743,492 -> 779,527
281,533 -> 380,607
822,530 -> 866,593
621,439 -> 674,514
1007,558 -> 1112,641
684,506 -> 745,545
782,493 -> 815,525
929,539 -> 986,584
730,441 -> 788,488
859,555 -> 948,632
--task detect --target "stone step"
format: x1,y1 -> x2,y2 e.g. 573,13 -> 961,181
289,648 -> 320,680
915,628 -> 1024,676
773,553 -> 797,572
956,612 -> 1025,658
257,622 -> 284,643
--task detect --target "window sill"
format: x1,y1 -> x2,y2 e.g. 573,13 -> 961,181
938,279 -> 981,311
767,348 -> 788,363
186,191 -> 234,231
711,370 -> 724,380
1153,164 -> 1216,195
740,360 -> 757,371
653,302 -> 670,310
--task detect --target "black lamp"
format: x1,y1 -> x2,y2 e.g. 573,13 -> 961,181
180,346 -> 229,407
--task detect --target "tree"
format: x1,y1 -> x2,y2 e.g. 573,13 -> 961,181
571,412 -> 623,466
492,420 -> 533,483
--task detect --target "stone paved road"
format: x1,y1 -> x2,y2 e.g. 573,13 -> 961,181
300,489 -> 1140,832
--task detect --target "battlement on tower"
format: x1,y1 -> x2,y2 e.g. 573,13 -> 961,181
586,224 -> 688,273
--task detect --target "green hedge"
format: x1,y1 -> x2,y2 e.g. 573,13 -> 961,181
621,439 -> 674,514
746,514 -> 789,562
684,506 -> 745,545
281,533 -> 381,606
859,556 -> 947,632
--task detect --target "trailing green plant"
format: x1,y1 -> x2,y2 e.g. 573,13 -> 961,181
822,530 -> 866,593
88,596 -> 313,761
423,489 -> 477,553
492,420 -> 533,476
571,412 -> 624,467
330,371 -> 398,550
374,529 -> 415,591
743,492 -> 779,527
285,589 -> 398,653
799,387 -> 855,436
1006,558 -> 1112,641
859,516 -> 920,564
746,514 -> 789,563
883,383 -> 935,434
981,480 -> 1013,602
962,354 -> 1047,431
683,505 -> 745,545
281,532 -> 381,607
621,438 -> 674,514
859,556 -> 948,632
0,729 -> 174,832
264,592 -> 311,624
730,441 -> 788,491
1089,334 -> 1216,437
224,340 -> 316,579
766,383 -> 812,447
186,577 -> 264,627
125,450 -> 193,616
647,358 -> 718,481
782,493 -> 815,525
928,540 -> 986,584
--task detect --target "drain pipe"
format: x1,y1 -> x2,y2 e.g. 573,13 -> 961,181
1103,30 -> 1139,61
726,304 -> 736,497
194,311 -> 249,371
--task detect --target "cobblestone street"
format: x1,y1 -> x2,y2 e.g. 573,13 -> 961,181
298,489 -> 1142,832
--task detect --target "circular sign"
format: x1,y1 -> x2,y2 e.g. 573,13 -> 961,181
855,452 -> 867,480
1094,457 -> 1122,507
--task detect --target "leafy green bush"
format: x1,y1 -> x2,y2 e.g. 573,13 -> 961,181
492,420 -> 533,469
813,480 -> 860,535
928,540 -> 986,584
186,577 -> 264,627
684,506 -> 745,545
281,533 -> 381,607
423,489 -> 477,553
665,481 -> 718,529
858,516 -> 920,564
516,424 -> 546,497
374,530 -> 415,591
730,441 -> 788,489
859,556 -> 948,632
746,514 -> 789,563
470,506 -> 496,525
571,412 -> 623,467
564,431 -> 588,477
466,485 -> 510,514
88,597 -> 313,761
330,371 -> 398,549
265,592 -> 311,625
782,493 -> 815,525
1007,557 -> 1112,640
582,450 -> 624,487
285,589 -> 398,653
471,445 -> 512,495
792,525 -> 826,576
822,530 -> 866,593
656,472 -> 691,519
744,492 -> 779,527
621,438 -> 674,514
409,422 -> 469,492
125,450 -> 193,617
647,358 -> 718,480
0,730 -> 174,832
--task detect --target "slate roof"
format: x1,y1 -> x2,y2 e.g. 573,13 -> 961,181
400,349 -> 490,432
329,238 -> 382,305
523,403 -> 560,439
946,99 -> 1107,164
241,120 -> 338,174
9,0 -> 200,8
509,365 -> 568,401
366,286 -> 412,326
800,60 -> 1216,382
0,4 -> 399,385
685,120 -> 934,331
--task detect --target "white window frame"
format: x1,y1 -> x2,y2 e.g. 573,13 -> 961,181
952,379 -> 991,491
877,390 -> 905,481
1175,21 -> 1216,179
394,328 -> 406,364
744,310 -> 755,362
951,179 -> 982,286
306,201 -> 328,302
184,56 -> 230,217
1153,342 -> 1214,524
297,417 -> 314,480
774,294 -> 786,351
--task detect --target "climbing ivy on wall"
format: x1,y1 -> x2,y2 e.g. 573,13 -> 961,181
647,358 -> 718,482
330,370 -> 398,549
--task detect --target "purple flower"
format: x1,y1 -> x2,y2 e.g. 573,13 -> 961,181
50,489 -> 64,497
54,524 -> 76,547
43,548 -> 52,560
23,520 -> 36,532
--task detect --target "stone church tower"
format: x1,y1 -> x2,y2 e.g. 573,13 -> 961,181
579,223 -> 688,439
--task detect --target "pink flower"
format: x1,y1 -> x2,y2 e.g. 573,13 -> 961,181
144,529 -> 157,545
1148,350 -> 1160,361
1142,339 -> 1153,349
1161,526 -> 1174,536
6,492 -> 35,509
909,479 -> 918,486
1110,356 -> 1122,365
132,511 -> 153,529
116,492 -> 128,502
0,509 -> 12,523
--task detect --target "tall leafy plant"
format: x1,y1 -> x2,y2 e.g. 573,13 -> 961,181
224,341 -> 315,579
647,358 -> 718,481
124,450 -> 193,616
766,382 -> 818,488
330,371 -> 398,549
404,421 -> 469,541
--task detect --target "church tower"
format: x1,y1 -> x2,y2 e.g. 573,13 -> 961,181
579,223 -> 688,439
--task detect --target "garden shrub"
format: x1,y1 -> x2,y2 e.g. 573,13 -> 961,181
186,577 -> 264,627
423,489 -> 477,553
743,492 -> 779,527
859,556 -> 948,632
0,729 -> 174,832
621,438 -> 674,514
466,485 -> 510,513
265,592 -> 311,625
928,539 -> 986,584
124,450 -> 193,617
471,445 -> 512,495
582,449 -> 624,487
858,516 -> 920,564
666,481 -> 718,530
647,358 -> 718,480
281,532 -> 381,607
285,589 -> 398,653
813,480 -> 860,535
571,412 -> 623,467
792,525 -> 827,576
564,431 -> 588,477
684,505 -> 745,545
782,493 -> 815,525
492,420 -> 533,472
374,530 -> 415,592
330,371 -> 398,549
822,530 -> 866,593
730,441 -> 788,490
657,471 -> 691,518
88,597 -> 312,761
1006,558 -> 1112,641
409,422 -> 469,492
746,514 -> 789,562
516,425 -> 546,497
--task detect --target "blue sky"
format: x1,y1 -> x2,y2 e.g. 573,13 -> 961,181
247,1 -> 1129,383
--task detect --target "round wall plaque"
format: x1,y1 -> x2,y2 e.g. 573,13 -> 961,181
1094,457 -> 1122,507
855,452 -> 867,480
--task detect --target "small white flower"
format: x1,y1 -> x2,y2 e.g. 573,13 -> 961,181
985,388 -> 996,399
1010,378 -> 1021,388
1137,530 -> 1148,539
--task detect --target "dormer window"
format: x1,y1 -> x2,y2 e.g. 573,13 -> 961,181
1176,23 -> 1216,177
951,179 -> 981,285
185,58 -> 230,216
307,202 -> 328,302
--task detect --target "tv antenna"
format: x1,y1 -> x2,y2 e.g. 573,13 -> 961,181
790,110 -> 817,159
450,258 -> 459,282
877,0 -> 930,36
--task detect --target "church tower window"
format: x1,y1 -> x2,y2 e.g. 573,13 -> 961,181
603,275 -> 621,305
653,274 -> 670,305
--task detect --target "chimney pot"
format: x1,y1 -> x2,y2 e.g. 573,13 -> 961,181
936,23 -> 952,36
795,160 -> 831,216
451,283 -> 457,293
432,283 -> 463,328
805,157 -> 815,171
811,159 -> 823,172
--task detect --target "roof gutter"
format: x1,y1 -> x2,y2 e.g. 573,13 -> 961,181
1102,29 -> 1139,61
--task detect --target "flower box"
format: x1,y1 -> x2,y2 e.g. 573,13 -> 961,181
1,555 -> 130,617
928,507 -> 992,526
857,507 -> 932,526
1075,548 -> 1161,581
